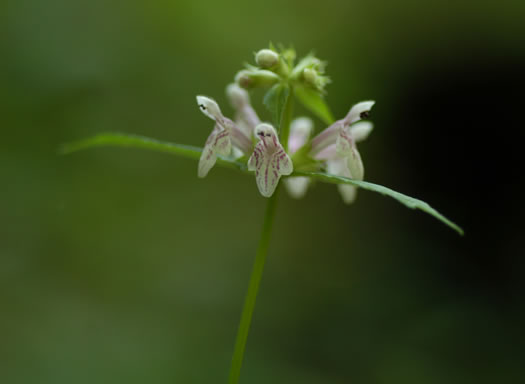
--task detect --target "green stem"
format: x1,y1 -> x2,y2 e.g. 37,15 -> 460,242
280,85 -> 294,152
228,190 -> 279,384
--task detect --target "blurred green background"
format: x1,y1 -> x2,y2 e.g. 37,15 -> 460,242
2,0 -> 524,383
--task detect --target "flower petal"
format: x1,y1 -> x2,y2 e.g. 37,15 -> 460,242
249,144 -> 280,197
284,176 -> 310,199
247,146 -> 258,171
327,158 -> 358,203
232,147 -> 244,159
226,83 -> 250,110
234,118 -> 253,138
214,129 -> 232,157
256,154 -> 280,197
227,83 -> 260,137
196,96 -> 224,121
314,143 -> 337,161
336,127 -> 364,180
249,123 -> 293,197
346,144 -> 364,181
275,146 -> 293,175
288,117 -> 313,154
350,121 -> 374,142
344,101 -> 375,125
335,126 -> 353,156
310,121 -> 342,155
198,131 -> 218,178
338,184 -> 358,203
198,125 -> 231,178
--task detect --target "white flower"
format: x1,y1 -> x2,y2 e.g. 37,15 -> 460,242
196,96 -> 253,178
311,101 -> 374,203
248,123 -> 293,197
196,94 -> 374,202
284,117 -> 314,199
284,101 -> 374,203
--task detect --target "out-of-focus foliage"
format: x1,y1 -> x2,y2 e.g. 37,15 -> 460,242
1,0 -> 524,383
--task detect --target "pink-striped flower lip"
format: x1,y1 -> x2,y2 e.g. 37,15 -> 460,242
248,123 -> 293,197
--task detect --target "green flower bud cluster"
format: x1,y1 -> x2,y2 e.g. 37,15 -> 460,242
234,45 -> 330,94
289,54 -> 330,93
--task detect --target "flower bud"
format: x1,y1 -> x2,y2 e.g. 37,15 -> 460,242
234,69 -> 280,89
234,70 -> 253,88
300,66 -> 330,93
255,49 -> 279,68
303,68 -> 318,85
290,55 -> 322,79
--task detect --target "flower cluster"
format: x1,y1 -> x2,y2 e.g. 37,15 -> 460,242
63,45 -> 463,234
196,46 -> 374,203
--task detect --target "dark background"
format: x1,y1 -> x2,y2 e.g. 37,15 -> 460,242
1,0 -> 524,383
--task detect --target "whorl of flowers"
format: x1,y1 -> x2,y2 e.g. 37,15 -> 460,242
196,45 -> 374,203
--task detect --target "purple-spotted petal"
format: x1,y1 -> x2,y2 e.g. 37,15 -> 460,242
276,148 -> 293,175
250,150 -> 288,197
248,123 -> 293,197
197,93 -> 253,158
198,125 -> 232,178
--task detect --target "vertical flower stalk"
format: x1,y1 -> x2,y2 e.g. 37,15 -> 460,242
228,84 -> 295,384
228,189 -> 279,384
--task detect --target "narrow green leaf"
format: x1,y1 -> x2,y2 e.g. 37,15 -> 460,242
61,133 -> 463,235
263,83 -> 290,130
293,171 -> 464,235
60,132 -> 248,172
294,85 -> 335,125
